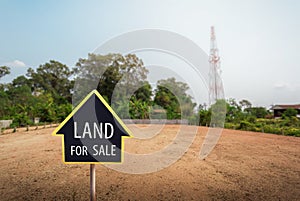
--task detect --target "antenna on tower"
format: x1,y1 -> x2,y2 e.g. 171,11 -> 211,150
209,26 -> 224,105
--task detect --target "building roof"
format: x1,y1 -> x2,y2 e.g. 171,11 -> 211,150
272,104 -> 300,110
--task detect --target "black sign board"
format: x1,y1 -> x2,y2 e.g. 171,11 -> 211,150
52,90 -> 132,164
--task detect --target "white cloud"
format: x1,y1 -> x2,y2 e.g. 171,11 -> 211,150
274,82 -> 300,92
274,82 -> 290,90
3,60 -> 26,67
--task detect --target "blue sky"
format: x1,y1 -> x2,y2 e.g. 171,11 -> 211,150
0,0 -> 299,107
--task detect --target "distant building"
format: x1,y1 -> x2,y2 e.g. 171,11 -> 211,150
272,104 -> 300,118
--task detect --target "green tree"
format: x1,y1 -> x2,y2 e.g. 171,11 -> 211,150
113,82 -> 152,119
6,82 -> 33,106
226,98 -> 242,123
74,53 -> 152,119
0,88 -> 10,118
33,93 -> 57,122
74,53 -> 150,104
2,76 -> 35,125
27,60 -> 73,104
283,108 -> 298,118
129,97 -> 150,119
0,66 -> 10,79
210,99 -> 227,127
12,75 -> 32,88
245,107 -> 268,118
239,99 -> 252,111
154,78 -> 196,119
133,82 -> 152,103
198,109 -> 211,126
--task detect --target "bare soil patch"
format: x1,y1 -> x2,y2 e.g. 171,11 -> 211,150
0,125 -> 299,200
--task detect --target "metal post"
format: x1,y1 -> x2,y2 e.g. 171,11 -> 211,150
90,164 -> 96,201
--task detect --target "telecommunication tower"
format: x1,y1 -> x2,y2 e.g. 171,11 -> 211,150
209,26 -> 224,105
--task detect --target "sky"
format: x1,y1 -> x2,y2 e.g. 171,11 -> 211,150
0,0 -> 299,107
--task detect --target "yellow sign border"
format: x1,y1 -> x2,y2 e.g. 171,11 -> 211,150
52,89 -> 133,165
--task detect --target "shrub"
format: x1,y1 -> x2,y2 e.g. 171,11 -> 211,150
284,127 -> 300,137
239,121 -> 255,131
224,123 -> 238,129
11,112 -> 33,127
262,125 -> 282,135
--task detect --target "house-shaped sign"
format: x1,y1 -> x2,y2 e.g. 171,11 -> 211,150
52,90 -> 133,164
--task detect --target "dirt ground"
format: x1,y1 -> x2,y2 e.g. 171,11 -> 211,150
0,125 -> 299,201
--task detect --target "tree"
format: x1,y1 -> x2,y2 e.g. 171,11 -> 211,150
239,99 -> 252,111
27,60 -> 73,104
113,82 -> 152,119
129,97 -> 150,119
1,76 -> 36,125
283,108 -> 298,118
74,53 -> 152,119
198,103 -> 208,111
0,66 -> 10,79
245,107 -> 268,118
0,88 -> 10,118
74,53 -> 151,104
199,109 -> 211,126
6,81 -> 33,106
226,98 -> 242,123
12,75 -> 32,88
154,78 -> 196,119
133,82 -> 152,103
210,99 -> 227,127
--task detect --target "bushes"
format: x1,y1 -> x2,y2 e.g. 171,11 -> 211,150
199,99 -> 300,137
239,121 -> 253,130
283,127 -> 300,137
223,119 -> 300,137
11,112 -> 32,128
262,125 -> 282,135
224,123 -> 238,129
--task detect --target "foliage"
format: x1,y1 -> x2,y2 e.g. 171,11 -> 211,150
199,109 -> 211,126
197,98 -> 300,137
0,54 -> 299,137
283,108 -> 298,118
154,78 -> 196,120
245,107 -> 268,118
210,99 -> 227,127
27,60 -> 74,104
0,62 -> 73,127
74,53 -> 150,104
0,66 -> 10,79
239,99 -> 252,111
129,97 -> 150,119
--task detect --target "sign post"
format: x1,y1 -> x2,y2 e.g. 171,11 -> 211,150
90,164 -> 96,201
53,90 -> 133,200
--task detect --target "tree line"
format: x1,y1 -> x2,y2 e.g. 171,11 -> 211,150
198,99 -> 300,137
0,53 -> 195,127
0,53 -> 299,137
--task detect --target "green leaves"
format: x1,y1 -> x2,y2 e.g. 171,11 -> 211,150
0,61 -> 73,127
74,53 -> 149,105
0,66 -> 10,79
283,108 -> 298,118
27,60 -> 73,104
154,78 -> 195,120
